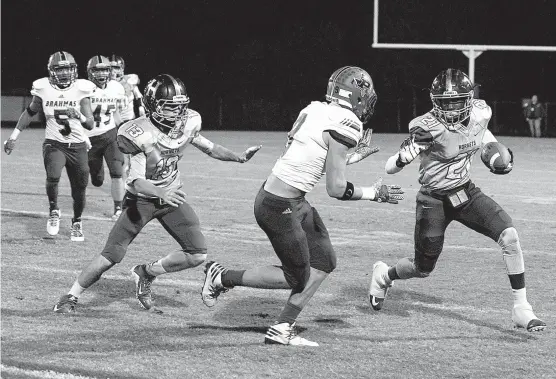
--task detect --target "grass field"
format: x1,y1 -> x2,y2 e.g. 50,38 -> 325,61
1,128 -> 555,379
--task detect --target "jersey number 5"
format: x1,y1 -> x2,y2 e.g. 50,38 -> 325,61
54,109 -> 72,136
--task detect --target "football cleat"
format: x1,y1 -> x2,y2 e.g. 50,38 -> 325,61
264,322 -> 319,347
112,206 -> 122,221
131,264 -> 156,310
70,220 -> 84,242
201,261 -> 229,307
53,294 -> 78,314
368,261 -> 393,311
47,209 -> 61,236
512,303 -> 546,332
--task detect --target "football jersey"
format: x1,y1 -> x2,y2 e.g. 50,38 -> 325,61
31,78 -> 96,143
272,101 -> 363,193
410,99 -> 492,191
116,74 -> 141,121
86,81 -> 126,137
117,109 -> 202,198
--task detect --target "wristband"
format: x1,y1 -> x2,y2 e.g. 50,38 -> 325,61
10,129 -> 21,140
395,155 -> 406,168
340,181 -> 355,200
360,186 -> 377,200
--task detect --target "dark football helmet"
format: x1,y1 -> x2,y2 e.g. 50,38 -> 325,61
47,51 -> 78,88
430,68 -> 474,130
110,55 -> 125,80
325,66 -> 377,124
87,55 -> 111,88
143,74 -> 190,139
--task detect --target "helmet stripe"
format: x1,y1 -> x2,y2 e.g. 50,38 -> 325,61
331,66 -> 352,86
446,68 -> 453,92
168,75 -> 182,96
60,51 -> 66,61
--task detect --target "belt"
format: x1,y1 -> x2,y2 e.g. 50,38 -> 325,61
125,192 -> 167,206
421,181 -> 472,200
44,139 -> 87,149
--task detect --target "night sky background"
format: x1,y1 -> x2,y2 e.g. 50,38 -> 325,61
2,0 -> 556,132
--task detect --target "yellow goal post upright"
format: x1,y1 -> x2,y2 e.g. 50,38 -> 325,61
372,0 -> 556,84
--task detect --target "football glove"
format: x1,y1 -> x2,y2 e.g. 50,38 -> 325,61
346,129 -> 380,165
3,138 -> 16,155
491,148 -> 514,175
238,145 -> 262,163
65,107 -> 82,119
372,177 -> 404,204
397,135 -> 428,166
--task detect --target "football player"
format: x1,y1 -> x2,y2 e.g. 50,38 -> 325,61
201,66 -> 404,346
53,74 -> 262,314
368,68 -> 546,332
85,55 -> 127,220
3,51 -> 95,241
109,55 -> 144,122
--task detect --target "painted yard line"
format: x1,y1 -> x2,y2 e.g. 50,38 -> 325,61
0,364 -> 98,379
2,209 -> 554,256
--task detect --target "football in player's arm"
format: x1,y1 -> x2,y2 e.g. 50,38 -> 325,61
370,68 -> 545,333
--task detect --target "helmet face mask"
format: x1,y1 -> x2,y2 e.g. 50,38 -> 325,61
143,74 -> 190,139
430,68 -> 474,131
48,51 -> 77,89
325,66 -> 377,125
87,55 -> 111,88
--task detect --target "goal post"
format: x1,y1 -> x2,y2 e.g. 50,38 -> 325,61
372,0 -> 556,83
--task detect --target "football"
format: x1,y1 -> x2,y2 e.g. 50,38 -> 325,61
481,142 -> 512,172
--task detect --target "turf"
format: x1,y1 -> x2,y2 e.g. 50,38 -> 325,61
1,128 -> 555,379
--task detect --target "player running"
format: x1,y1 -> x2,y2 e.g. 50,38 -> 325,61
53,74 -> 262,314
3,51 -> 95,241
109,55 -> 144,122
368,68 -> 545,332
85,55 -> 127,220
201,66 -> 403,346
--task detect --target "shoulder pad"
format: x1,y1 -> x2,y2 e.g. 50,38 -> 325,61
126,74 -> 139,86
325,108 -> 362,148
117,118 -> 154,152
108,80 -> 126,96
30,78 -> 49,96
409,113 -> 444,139
76,79 -> 96,96
187,108 -> 202,122
471,99 -> 492,120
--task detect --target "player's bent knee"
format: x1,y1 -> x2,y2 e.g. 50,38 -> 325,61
46,177 -> 60,184
91,178 -> 104,187
498,227 -> 519,247
101,247 -> 127,264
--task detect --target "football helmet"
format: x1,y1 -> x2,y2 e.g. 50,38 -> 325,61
87,55 -> 111,88
430,68 -> 474,130
143,74 -> 190,139
110,55 -> 125,80
325,66 -> 377,124
47,51 -> 78,89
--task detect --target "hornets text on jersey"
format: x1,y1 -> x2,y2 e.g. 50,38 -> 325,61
31,78 -> 96,143
410,99 -> 492,191
272,101 -> 363,193
87,81 -> 126,137
117,109 -> 202,198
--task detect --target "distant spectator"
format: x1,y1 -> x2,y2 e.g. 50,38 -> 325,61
523,95 -> 544,138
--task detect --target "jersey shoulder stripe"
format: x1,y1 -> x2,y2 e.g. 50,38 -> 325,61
323,106 -> 362,147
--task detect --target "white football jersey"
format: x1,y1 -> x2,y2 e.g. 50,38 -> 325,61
272,101 -> 363,193
116,74 -> 141,121
87,81 -> 126,137
31,78 -> 96,143
118,109 -> 202,198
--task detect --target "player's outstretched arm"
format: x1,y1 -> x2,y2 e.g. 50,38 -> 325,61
346,128 -> 380,165
191,133 -> 261,163
4,96 -> 42,155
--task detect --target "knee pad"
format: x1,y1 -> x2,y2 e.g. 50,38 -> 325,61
283,264 -> 310,293
91,178 -> 104,187
498,227 -> 524,274
47,177 -> 60,184
101,247 -> 126,264
415,235 -> 444,274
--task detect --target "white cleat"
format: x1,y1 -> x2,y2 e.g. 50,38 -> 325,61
264,322 -> 319,347
201,261 -> 229,307
369,261 -> 392,311
70,221 -> 84,242
512,303 -> 546,332
112,207 -> 122,221
47,209 -> 61,236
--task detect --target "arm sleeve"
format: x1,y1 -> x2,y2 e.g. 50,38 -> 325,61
328,130 -> 357,148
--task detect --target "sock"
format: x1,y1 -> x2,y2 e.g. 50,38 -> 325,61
72,217 -> 82,224
277,301 -> 302,324
71,186 -> 86,220
46,179 -> 59,211
512,288 -> 528,306
221,269 -> 245,288
146,260 -> 167,277
114,200 -> 123,211
68,280 -> 87,298
387,266 -> 399,282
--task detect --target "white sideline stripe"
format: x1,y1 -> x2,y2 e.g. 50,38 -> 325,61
0,364 -> 98,379
1,209 -> 553,256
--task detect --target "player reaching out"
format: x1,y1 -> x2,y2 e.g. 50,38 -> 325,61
53,74 -> 262,314
3,51 -> 95,241
368,68 -> 545,332
201,66 -> 403,346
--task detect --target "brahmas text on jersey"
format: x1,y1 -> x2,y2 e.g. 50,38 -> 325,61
410,99 -> 492,191
117,74 -> 140,121
272,101 -> 363,193
117,110 -> 202,198
87,81 -> 126,137
31,78 -> 96,143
